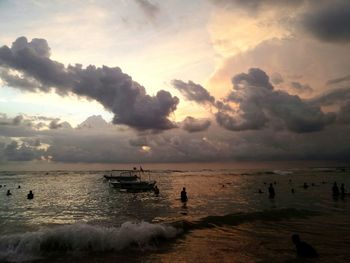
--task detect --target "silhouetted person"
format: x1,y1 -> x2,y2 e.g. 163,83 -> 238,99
153,185 -> 159,196
291,234 -> 318,258
341,183 -> 346,195
258,189 -> 263,194
181,187 -> 188,202
291,188 -> 295,194
332,182 -> 340,197
303,183 -> 309,189
27,190 -> 34,200
268,183 -> 275,199
6,190 -> 11,196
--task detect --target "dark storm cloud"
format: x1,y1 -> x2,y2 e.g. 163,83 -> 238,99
211,0 -> 304,14
12,115 -> 23,125
217,68 -> 335,133
0,69 -> 40,90
134,0 -> 159,20
0,37 -> 179,131
310,87 -> 350,106
182,116 -> 211,133
337,101 -> 350,124
129,136 -> 148,147
4,140 -> 44,161
270,72 -> 284,85
327,74 -> 350,85
0,114 -> 24,126
49,119 -> 62,129
172,79 -> 215,105
290,81 -> 313,94
302,1 -> 350,42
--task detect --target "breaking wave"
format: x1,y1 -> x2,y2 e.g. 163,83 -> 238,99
0,208 -> 318,262
0,222 -> 179,262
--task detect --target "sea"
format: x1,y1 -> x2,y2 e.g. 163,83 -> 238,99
0,165 -> 350,262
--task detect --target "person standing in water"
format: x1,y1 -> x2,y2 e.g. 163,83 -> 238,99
153,185 -> 159,196
332,182 -> 340,197
27,190 -> 34,200
268,183 -> 275,199
181,187 -> 188,202
291,234 -> 318,258
6,189 -> 11,196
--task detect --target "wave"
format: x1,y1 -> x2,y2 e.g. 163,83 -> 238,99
0,222 -> 179,262
0,208 -> 318,262
272,170 -> 293,176
173,208 -> 319,231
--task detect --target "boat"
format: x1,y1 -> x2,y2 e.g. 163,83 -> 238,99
104,170 -> 139,181
106,168 -> 157,192
109,180 -> 156,192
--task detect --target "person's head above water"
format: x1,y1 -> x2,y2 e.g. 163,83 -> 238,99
292,234 -> 300,244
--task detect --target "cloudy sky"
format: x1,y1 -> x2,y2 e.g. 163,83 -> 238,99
0,0 -> 350,169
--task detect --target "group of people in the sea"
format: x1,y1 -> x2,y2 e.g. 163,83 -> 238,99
152,185 -> 188,203
258,180 -> 347,200
255,179 -> 348,258
1,185 -> 34,199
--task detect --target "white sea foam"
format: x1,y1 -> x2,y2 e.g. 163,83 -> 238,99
0,222 -> 179,262
273,170 -> 293,176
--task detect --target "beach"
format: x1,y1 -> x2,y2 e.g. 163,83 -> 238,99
1,167 -> 350,262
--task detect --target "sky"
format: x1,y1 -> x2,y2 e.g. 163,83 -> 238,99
0,0 -> 350,169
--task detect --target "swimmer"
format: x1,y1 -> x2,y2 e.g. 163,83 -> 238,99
291,234 -> 318,258
27,190 -> 34,200
181,187 -> 188,202
332,182 -> 340,197
153,185 -> 160,196
268,183 -> 275,199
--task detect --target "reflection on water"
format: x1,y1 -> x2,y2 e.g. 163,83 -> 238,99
1,168 -> 350,262
1,169 -> 350,232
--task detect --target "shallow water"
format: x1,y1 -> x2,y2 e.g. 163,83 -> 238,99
0,167 -> 349,262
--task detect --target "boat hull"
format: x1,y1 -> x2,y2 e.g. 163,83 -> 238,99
110,180 -> 156,192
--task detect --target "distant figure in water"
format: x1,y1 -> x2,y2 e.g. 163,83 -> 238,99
6,190 -> 11,196
332,182 -> 340,197
18,185 -> 21,189
291,188 -> 295,194
292,234 -> 318,258
268,184 -> 275,199
303,183 -> 309,189
153,185 -> 159,196
181,187 -> 188,202
340,183 -> 346,195
27,190 -> 34,200
258,189 -> 263,194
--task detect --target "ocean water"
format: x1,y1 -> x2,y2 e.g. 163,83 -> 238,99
0,167 -> 350,262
